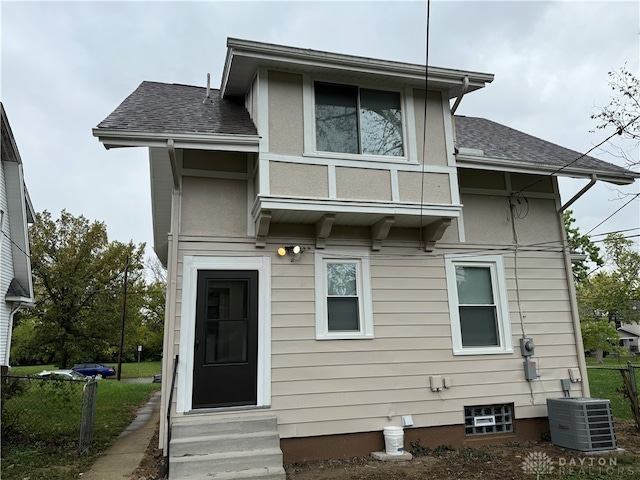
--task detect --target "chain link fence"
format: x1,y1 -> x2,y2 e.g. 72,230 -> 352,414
1,374 -> 98,455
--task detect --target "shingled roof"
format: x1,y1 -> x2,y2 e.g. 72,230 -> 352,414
455,115 -> 635,179
95,81 -> 636,183
96,81 -> 257,136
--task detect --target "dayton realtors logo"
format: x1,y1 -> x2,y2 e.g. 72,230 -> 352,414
521,451 -> 630,477
521,452 -> 554,479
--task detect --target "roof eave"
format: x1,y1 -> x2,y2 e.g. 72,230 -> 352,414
222,37 -> 494,99
93,128 -> 260,152
456,153 -> 639,186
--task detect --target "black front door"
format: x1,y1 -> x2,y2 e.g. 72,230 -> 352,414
192,270 -> 258,408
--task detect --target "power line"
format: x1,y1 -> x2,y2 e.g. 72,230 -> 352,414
585,192 -> 640,235
515,114 -> 640,195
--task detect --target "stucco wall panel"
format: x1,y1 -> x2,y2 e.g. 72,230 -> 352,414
413,89 -> 448,166
270,162 -> 328,197
336,167 -> 391,200
180,177 -> 247,236
268,71 -> 304,156
397,171 -> 452,203
461,194 -> 561,244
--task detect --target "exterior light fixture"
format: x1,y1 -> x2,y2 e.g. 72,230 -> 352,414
277,245 -> 302,258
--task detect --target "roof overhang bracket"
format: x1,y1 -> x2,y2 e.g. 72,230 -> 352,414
255,211 -> 272,248
167,139 -> 180,189
371,216 -> 395,251
423,218 -> 452,252
560,174 -> 598,212
315,214 -> 336,249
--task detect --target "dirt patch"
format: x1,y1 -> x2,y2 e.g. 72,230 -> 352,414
129,424 -> 166,480
130,420 -> 640,480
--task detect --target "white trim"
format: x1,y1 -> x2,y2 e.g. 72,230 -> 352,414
247,155 -> 255,236
456,154 -> 638,186
302,73 -> 314,154
390,170 -> 400,202
442,95 -> 457,168
263,152 -> 453,173
93,129 -> 260,152
445,254 -> 513,355
314,251 -> 374,340
328,165 -> 337,199
177,255 -> 272,413
252,195 -> 462,220
404,86 -> 418,164
262,152 -> 453,173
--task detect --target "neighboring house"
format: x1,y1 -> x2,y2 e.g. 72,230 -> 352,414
94,38 -> 639,470
1,103 -> 35,370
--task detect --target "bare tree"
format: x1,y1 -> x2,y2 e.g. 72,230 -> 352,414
592,65 -> 640,168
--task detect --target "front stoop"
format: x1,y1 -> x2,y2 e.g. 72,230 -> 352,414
169,415 -> 285,479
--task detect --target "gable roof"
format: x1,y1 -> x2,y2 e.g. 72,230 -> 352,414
95,81 -> 258,150
455,115 -> 638,185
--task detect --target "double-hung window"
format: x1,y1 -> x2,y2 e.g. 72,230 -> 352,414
315,252 -> 373,339
314,82 -> 404,157
445,255 -> 512,355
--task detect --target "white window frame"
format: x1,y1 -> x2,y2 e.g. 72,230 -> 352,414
445,254 -> 513,355
303,77 -> 411,163
314,251 -> 374,340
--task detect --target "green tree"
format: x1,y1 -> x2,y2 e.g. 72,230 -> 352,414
563,210 -> 603,281
26,210 -> 146,368
576,233 -> 640,362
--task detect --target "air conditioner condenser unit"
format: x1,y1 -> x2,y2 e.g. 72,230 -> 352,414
547,398 -> 617,452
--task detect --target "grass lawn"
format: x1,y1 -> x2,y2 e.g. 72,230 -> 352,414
10,360 -> 162,378
1,371 -> 160,480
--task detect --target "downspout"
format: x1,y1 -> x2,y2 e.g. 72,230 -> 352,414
557,189 -> 591,397
560,174 -> 598,212
450,76 -> 469,115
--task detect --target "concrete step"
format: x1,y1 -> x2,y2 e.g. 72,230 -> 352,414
171,415 -> 277,438
174,466 -> 286,480
170,448 -> 283,478
170,430 -> 280,456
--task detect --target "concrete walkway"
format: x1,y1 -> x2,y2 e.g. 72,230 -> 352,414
80,389 -> 161,480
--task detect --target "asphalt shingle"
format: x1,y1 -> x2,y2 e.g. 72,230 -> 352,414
454,115 -> 631,176
96,81 -> 257,136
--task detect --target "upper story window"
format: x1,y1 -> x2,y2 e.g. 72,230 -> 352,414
314,82 -> 404,157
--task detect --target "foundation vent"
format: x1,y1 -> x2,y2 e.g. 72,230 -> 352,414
464,404 -> 513,436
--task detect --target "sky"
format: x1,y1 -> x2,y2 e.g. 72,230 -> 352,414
2,0 -> 639,263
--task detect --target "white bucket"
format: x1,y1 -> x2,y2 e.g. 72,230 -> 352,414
383,426 -> 404,455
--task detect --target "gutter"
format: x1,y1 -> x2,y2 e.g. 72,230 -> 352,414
450,76 -> 469,115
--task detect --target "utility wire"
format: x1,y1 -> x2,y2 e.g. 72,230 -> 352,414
515,114 -> 640,195
418,0 -> 431,248
585,192 -> 640,235
1,230 -> 30,258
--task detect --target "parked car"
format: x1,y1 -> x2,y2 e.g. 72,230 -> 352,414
152,373 -> 162,383
71,363 -> 116,378
37,369 -> 87,381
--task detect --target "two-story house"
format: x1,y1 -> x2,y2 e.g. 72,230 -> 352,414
1,103 -> 35,371
94,38 -> 638,478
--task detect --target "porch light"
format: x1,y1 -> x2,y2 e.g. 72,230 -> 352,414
277,245 -> 302,257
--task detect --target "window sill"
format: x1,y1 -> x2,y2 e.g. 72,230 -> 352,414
452,348 -> 514,356
316,333 -> 374,341
303,151 -> 418,165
